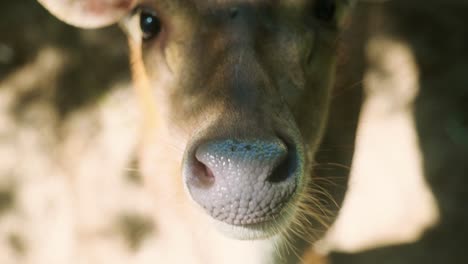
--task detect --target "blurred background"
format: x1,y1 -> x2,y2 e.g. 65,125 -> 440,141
0,0 -> 467,263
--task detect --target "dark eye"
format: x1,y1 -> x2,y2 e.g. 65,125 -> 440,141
314,0 -> 336,22
140,10 -> 161,41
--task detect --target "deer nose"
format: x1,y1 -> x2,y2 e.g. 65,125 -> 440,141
185,138 -> 299,226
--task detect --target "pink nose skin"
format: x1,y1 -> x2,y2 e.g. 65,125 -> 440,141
185,138 -> 299,226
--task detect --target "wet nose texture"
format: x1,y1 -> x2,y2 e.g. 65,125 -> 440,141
187,139 -> 298,225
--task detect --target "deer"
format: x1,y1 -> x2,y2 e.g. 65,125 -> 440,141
36,0 -> 354,263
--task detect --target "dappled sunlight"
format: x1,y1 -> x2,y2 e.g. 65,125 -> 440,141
3,1 -> 466,263
322,36 -> 439,253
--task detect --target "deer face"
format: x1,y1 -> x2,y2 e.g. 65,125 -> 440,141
38,0 -> 352,240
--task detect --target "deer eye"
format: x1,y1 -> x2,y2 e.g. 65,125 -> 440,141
140,9 -> 161,41
314,0 -> 336,22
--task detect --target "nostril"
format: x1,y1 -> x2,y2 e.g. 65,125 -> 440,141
267,156 -> 290,183
267,144 -> 297,183
190,158 -> 215,188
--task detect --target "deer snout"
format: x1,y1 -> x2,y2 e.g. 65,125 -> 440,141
184,138 -> 300,227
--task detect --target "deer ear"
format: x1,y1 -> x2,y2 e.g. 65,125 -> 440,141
37,0 -> 136,28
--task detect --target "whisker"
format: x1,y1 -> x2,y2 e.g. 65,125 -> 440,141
332,79 -> 364,98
